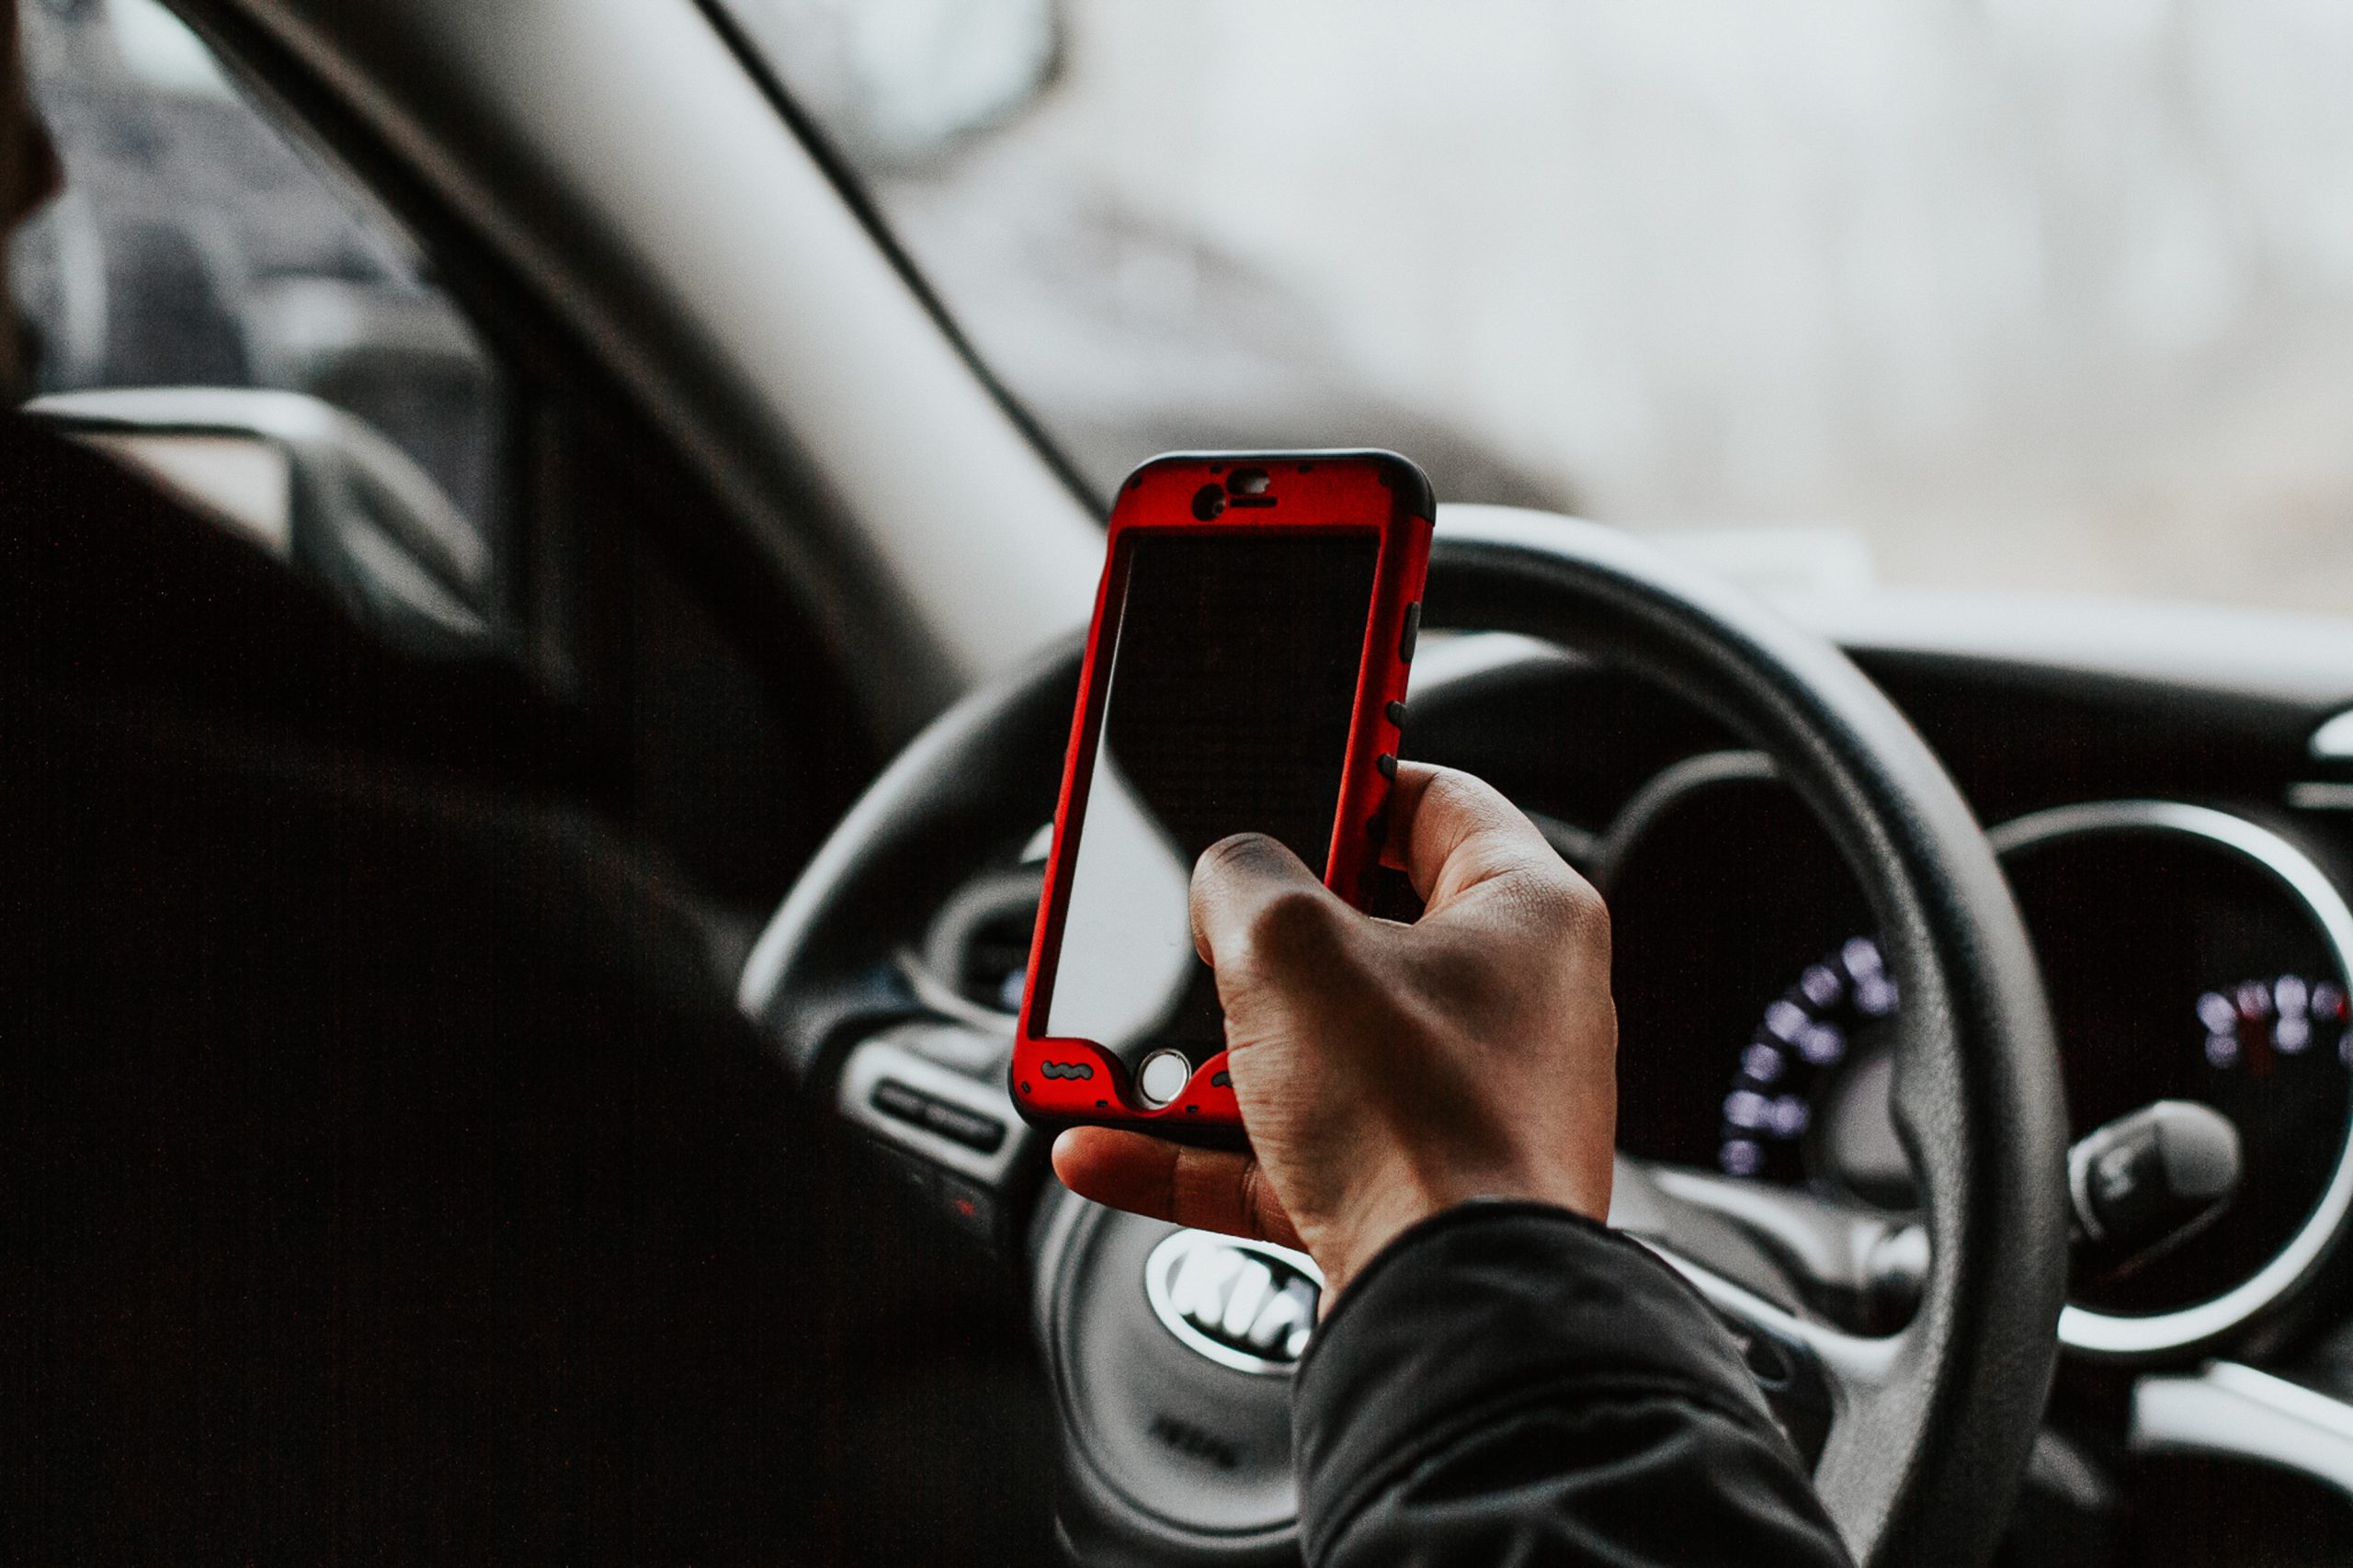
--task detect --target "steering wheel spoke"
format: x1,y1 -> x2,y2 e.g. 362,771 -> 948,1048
1646,1236 -> 1903,1470
1624,1157 -> 1928,1334
1612,1154 -> 1920,1470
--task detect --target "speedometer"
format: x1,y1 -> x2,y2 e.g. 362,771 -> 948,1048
1716,934 -> 1898,1189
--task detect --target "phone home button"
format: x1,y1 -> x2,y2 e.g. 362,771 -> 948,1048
1136,1050 -> 1191,1108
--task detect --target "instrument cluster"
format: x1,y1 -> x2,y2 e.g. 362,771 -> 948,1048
1605,756 -> 2353,1356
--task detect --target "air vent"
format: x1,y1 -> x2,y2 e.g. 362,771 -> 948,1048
922,865 -> 1045,1013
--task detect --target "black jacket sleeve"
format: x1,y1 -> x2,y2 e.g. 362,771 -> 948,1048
1291,1201 -> 1856,1567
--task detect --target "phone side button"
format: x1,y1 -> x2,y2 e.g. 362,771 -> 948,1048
1399,601 -> 1423,665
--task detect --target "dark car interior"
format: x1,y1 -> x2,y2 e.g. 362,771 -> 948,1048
14,2 -> 2353,1565
4,9 -> 1058,1557
1,269 -> 1064,1568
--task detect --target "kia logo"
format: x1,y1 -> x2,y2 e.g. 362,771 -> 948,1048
1144,1230 -> 1323,1375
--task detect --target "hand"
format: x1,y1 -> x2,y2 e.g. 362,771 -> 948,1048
1052,762 -> 1617,1306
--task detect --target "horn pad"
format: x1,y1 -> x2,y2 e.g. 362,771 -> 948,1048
1035,1192 -> 1304,1563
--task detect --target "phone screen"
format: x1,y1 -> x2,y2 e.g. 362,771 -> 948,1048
1039,528 -> 1381,1070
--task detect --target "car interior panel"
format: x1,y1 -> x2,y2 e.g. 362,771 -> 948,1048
15,1 -> 2353,1564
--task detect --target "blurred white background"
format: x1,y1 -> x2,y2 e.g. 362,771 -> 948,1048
750,0 -> 2353,613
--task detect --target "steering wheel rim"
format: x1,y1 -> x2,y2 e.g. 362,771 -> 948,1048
739,504 -> 2069,1568
1426,505 -> 2067,1564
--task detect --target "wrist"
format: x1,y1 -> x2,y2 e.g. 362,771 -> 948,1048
1308,1185 -> 1447,1309
1308,1159 -> 1612,1309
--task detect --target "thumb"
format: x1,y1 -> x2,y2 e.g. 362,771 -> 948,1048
1188,833 -> 1355,1003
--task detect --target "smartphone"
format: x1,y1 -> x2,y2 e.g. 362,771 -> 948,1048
1011,451 -> 1434,1142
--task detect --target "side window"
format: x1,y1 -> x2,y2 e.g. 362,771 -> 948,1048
8,0 -> 510,622
8,0 -> 880,900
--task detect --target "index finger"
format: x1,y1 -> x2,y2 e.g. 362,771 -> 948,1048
1382,762 -> 1574,911
1051,1127 -> 1304,1253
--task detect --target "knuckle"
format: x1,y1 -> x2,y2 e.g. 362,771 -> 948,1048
1235,1161 -> 1273,1242
1421,767 -> 1496,828
1560,872 -> 1610,937
1445,771 -> 1551,849
1522,860 -> 1603,926
1420,765 -> 1475,806
1505,866 -> 1612,963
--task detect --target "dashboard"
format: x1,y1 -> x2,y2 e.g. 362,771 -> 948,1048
863,594 -> 2353,1553
901,609 -> 2353,1357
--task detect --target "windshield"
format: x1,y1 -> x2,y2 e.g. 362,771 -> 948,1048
736,2 -> 2353,615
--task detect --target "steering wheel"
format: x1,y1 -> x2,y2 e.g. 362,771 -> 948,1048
738,506 -> 2069,1568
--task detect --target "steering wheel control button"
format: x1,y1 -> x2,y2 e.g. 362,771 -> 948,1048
1398,600 -> 1422,665
870,1077 -> 929,1125
874,1146 -> 937,1202
1136,1049 -> 1190,1108
1143,1230 -> 1323,1374
924,1101 -> 1007,1154
868,1076 -> 1008,1153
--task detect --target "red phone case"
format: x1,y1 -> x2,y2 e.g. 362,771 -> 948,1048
1011,450 -> 1434,1142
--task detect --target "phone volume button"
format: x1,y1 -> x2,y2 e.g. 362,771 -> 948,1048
1399,601 -> 1423,665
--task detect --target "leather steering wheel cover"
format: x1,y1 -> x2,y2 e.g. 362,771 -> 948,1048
1427,505 -> 2067,1568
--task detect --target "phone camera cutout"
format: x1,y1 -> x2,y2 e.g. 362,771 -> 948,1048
1225,467 -> 1278,507
1136,1049 -> 1191,1108
1191,484 -> 1226,520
